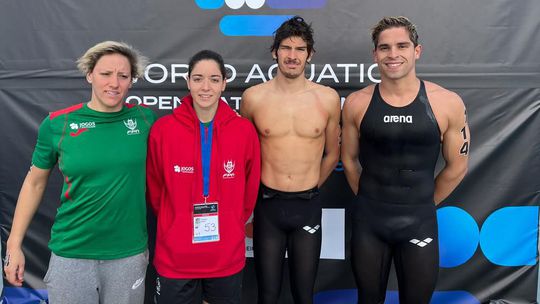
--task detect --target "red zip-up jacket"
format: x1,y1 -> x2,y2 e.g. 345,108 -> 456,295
146,94 -> 261,278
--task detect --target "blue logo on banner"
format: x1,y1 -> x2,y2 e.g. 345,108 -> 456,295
480,206 -> 538,266
194,0 -> 327,36
195,0 -> 224,9
313,289 -> 480,304
437,206 -> 538,267
437,207 -> 479,268
220,15 -> 293,36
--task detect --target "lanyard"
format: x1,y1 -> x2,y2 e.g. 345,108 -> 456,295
199,120 -> 213,199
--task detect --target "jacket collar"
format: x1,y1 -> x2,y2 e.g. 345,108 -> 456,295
173,94 -> 236,127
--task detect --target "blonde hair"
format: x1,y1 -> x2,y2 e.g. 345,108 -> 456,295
76,41 -> 148,80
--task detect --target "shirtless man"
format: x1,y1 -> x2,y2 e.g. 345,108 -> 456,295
240,16 -> 340,304
341,16 -> 469,303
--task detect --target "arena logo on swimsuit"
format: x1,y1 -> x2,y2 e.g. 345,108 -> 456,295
245,209 -> 345,260
194,0 -> 327,36
383,115 -> 413,123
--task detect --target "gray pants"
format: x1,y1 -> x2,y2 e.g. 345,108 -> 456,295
44,251 -> 148,304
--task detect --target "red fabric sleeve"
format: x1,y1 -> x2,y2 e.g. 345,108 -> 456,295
242,122 -> 261,223
146,125 -> 164,215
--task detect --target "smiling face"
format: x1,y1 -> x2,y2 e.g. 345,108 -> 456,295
274,36 -> 312,79
86,53 -> 132,112
188,59 -> 226,121
373,26 -> 422,82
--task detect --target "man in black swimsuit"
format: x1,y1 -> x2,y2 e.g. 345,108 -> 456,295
341,16 -> 470,304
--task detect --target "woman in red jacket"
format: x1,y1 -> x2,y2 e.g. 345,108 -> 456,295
146,50 -> 261,304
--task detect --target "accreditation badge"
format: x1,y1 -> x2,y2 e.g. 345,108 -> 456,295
193,202 -> 220,243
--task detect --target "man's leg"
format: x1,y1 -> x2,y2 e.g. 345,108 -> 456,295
286,198 -> 322,304
351,196 -> 393,304
253,198 -> 287,304
394,204 -> 439,304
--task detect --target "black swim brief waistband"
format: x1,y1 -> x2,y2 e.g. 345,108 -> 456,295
261,184 -> 319,200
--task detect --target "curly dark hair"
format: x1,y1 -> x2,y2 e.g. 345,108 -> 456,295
271,16 -> 314,54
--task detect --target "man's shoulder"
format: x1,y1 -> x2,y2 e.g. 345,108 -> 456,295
244,80 -> 272,97
346,85 -> 374,106
341,86 -> 374,120
309,82 -> 339,101
425,81 -> 461,101
350,85 -> 375,99
424,81 -> 465,111
243,82 -> 274,112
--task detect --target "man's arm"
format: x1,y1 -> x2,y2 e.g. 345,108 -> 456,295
240,88 -> 254,122
434,94 -> 470,204
318,90 -> 341,187
341,93 -> 363,194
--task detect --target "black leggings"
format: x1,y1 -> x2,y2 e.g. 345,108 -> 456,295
253,185 -> 322,304
351,195 -> 439,304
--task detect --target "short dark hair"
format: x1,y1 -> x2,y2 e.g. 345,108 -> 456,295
271,16 -> 314,54
371,16 -> 419,48
188,50 -> 227,80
